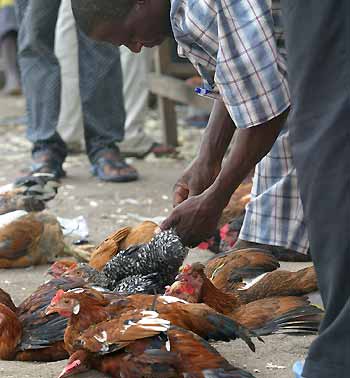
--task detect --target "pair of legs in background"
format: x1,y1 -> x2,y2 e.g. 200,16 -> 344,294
15,0 -> 138,181
55,0 -> 157,159
282,1 -> 350,377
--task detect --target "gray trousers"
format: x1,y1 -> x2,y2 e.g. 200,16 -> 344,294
282,1 -> 350,377
15,0 -> 125,162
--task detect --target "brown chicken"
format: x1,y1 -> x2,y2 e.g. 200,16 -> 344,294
205,249 -> 280,292
0,266 -> 110,362
0,173 -> 59,215
59,327 -> 255,378
89,221 -> 158,270
46,288 -> 257,354
0,211 -> 65,268
166,264 -> 323,336
47,259 -> 78,278
47,290 -> 256,378
218,181 -> 252,228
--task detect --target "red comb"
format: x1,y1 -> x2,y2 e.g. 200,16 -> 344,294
51,289 -> 65,305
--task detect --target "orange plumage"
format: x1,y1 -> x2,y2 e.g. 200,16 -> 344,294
0,211 -> 65,268
89,221 -> 158,271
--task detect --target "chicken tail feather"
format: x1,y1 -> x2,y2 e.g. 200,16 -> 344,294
251,305 -> 324,336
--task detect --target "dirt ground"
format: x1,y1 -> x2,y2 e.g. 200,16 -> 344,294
0,97 -> 313,378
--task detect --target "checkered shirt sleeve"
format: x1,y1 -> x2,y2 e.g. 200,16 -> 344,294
171,0 -> 290,128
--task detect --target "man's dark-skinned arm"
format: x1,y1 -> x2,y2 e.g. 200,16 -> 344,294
161,107 -> 290,246
173,100 -> 235,207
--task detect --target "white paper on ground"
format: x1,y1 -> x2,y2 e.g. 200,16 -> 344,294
57,215 -> 89,239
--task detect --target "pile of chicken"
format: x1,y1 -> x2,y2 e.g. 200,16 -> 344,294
0,229 -> 322,378
0,175 -> 322,377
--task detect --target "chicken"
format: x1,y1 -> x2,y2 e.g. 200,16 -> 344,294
177,263 -> 318,307
218,182 -> 252,228
46,290 -> 256,378
0,173 -> 59,215
166,264 -> 323,336
89,221 -> 158,271
45,288 -> 258,354
236,266 -> 318,304
103,229 -> 188,291
205,249 -> 280,292
0,211 -> 65,268
47,260 -> 78,278
0,269 -> 107,362
59,327 -> 255,378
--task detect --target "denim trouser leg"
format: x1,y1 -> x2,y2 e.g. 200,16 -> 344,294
15,0 -> 67,160
77,31 -> 126,162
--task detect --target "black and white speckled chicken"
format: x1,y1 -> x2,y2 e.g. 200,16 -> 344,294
0,173 -> 59,215
103,230 -> 188,292
66,264 -> 169,295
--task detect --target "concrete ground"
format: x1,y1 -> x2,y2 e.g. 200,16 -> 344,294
0,97 -> 314,378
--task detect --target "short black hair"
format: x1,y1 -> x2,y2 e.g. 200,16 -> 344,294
71,0 -> 136,35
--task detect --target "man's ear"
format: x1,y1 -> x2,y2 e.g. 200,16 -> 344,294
135,0 -> 147,9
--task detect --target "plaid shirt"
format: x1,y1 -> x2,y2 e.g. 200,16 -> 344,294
170,0 -> 290,128
171,0 -> 309,253
239,127 -> 309,254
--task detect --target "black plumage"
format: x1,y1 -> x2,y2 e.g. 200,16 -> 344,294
103,230 -> 188,291
112,273 -> 168,295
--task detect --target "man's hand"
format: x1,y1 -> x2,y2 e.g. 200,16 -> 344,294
162,191 -> 223,247
173,158 -> 221,207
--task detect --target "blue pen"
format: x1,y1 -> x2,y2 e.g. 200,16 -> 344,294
195,87 -> 221,101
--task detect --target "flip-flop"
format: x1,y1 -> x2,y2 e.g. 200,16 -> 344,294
91,157 -> 139,183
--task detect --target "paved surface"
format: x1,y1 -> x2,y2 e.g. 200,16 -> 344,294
0,96 -> 315,378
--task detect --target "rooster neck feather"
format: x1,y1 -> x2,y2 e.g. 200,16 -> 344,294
200,276 -> 240,315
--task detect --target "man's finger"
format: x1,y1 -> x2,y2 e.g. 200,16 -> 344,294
173,183 -> 189,207
160,212 -> 179,231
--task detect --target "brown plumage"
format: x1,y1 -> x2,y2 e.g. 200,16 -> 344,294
0,288 -> 17,312
48,290 -> 256,378
205,249 -> 280,292
0,269 -> 104,362
218,182 -> 252,228
0,211 -> 65,268
166,264 -> 323,336
0,303 -> 22,360
45,288 -> 257,354
236,266 -> 318,304
59,327 -> 255,378
89,221 -> 158,271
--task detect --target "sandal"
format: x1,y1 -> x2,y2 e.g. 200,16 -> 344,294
29,150 -> 66,179
91,156 -> 139,183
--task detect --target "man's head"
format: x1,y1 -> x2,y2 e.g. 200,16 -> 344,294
71,0 -> 171,53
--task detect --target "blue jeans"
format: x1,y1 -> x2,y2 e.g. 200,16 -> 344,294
15,0 -> 125,162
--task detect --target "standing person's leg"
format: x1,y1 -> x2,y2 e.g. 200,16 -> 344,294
0,2 -> 20,95
15,0 -> 67,177
118,46 -> 155,158
282,1 -> 350,377
77,31 -> 138,182
55,0 -> 84,151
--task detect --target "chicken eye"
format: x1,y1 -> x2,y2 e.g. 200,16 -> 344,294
64,299 -> 70,304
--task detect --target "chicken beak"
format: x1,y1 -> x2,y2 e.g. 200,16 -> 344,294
45,304 -> 57,316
